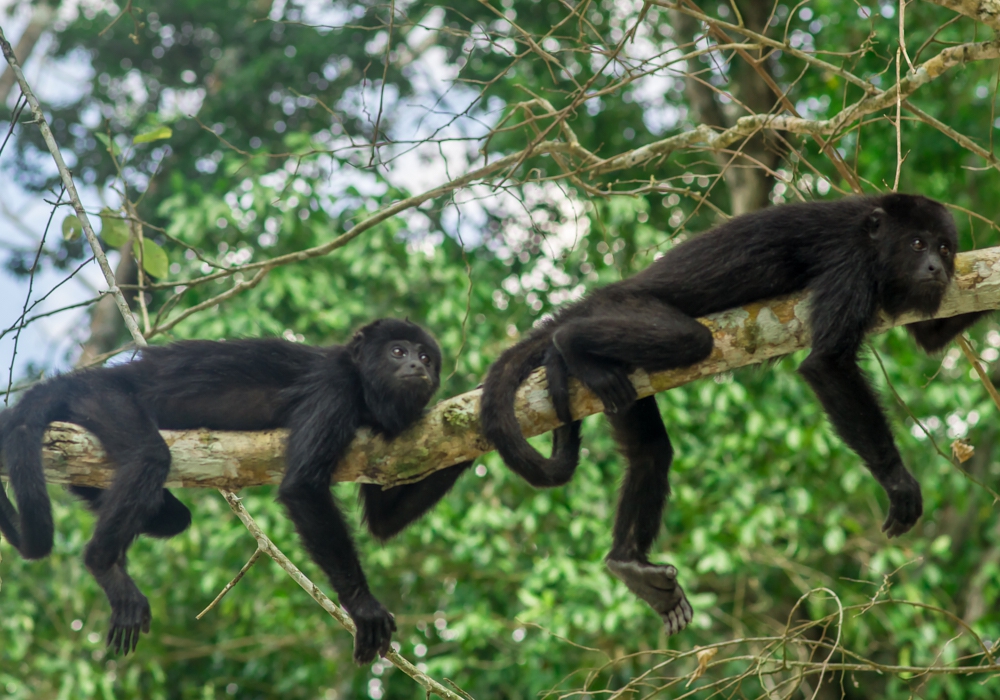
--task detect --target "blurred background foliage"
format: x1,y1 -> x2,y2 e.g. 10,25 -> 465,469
1,0 -> 999,697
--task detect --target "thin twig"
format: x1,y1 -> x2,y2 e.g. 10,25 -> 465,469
196,548 -> 263,620
218,490 -> 473,700
893,47 -> 903,191
957,335 -> 1000,413
0,27 -> 147,349
5,185 -> 62,405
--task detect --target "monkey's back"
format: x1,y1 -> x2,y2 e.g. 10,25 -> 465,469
137,339 -> 339,431
623,196 -> 880,318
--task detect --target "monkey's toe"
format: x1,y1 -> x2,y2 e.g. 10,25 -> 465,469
106,596 -> 151,655
349,598 -> 397,665
607,558 -> 693,636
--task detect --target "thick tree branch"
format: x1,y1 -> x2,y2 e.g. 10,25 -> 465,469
923,0 -> 1000,32
8,246 -> 1000,492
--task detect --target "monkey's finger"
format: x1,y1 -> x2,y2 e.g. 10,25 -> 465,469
881,515 -> 912,538
376,628 -> 392,659
354,626 -> 375,665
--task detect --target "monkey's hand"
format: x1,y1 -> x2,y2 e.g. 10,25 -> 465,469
345,595 -> 397,665
879,466 -> 923,538
104,570 -> 152,656
606,558 -> 692,636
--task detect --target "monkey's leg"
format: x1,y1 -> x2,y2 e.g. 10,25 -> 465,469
553,299 -> 713,413
360,460 -> 474,541
70,486 -> 192,538
604,396 -> 692,635
69,394 -> 173,654
799,352 -> 922,537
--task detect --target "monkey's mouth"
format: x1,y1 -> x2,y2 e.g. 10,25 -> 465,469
914,269 -> 949,289
398,371 -> 432,382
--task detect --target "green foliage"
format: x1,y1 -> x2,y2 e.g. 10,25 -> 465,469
98,209 -> 129,248
134,238 -> 170,279
133,126 -> 173,145
61,215 -> 82,242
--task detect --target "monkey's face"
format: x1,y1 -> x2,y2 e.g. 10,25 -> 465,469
352,318 -> 443,436
902,232 -> 954,288
384,340 -> 439,388
876,198 -> 959,317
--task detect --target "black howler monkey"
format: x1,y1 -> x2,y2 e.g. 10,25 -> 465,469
0,318 -> 471,663
480,193 -> 984,636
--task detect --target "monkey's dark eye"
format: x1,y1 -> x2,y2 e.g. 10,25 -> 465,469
419,352 -> 432,365
939,244 -> 950,258
391,346 -> 406,358
911,238 -> 927,252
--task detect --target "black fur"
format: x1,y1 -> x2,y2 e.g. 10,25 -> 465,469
0,318 -> 471,663
480,193 -> 985,635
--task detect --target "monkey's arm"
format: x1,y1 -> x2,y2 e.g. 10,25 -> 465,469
360,460 -> 473,541
797,270 -> 921,537
907,311 -> 990,353
278,384 -> 394,665
798,353 -> 922,537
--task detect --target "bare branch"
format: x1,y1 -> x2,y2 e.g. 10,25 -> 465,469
0,27 -> 147,349
218,490 -> 473,700
923,0 -> 1000,32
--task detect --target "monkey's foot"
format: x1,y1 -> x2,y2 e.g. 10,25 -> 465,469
346,596 -> 397,665
880,467 -> 923,538
585,366 -> 637,415
607,558 -> 692,636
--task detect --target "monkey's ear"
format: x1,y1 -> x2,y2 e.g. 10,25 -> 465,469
867,207 -> 886,238
349,331 -> 366,362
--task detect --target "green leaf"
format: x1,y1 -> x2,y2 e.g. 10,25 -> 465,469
133,126 -> 173,145
94,132 -> 121,157
61,214 -> 83,241
99,208 -> 129,247
133,238 -> 169,278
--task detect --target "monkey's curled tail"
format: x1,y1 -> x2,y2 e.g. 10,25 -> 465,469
0,399 -> 55,559
480,331 -> 581,487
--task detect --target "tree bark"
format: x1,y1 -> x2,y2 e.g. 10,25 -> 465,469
5,246 -> 1000,491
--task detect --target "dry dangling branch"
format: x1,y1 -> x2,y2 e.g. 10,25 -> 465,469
216,490 -> 471,700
